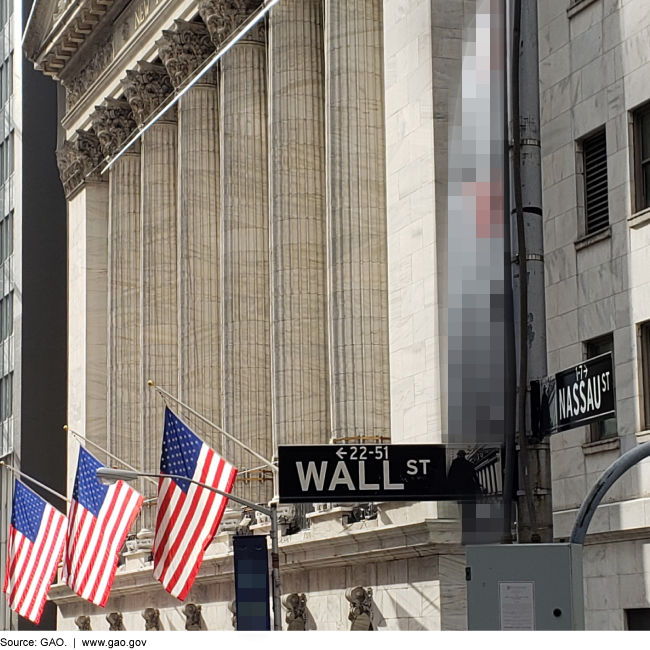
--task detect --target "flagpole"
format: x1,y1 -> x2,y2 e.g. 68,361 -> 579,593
0,462 -> 70,504
64,426 -> 158,488
147,380 -> 278,474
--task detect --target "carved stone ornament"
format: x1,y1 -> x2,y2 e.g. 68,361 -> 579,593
142,608 -> 161,631
282,593 -> 307,631
198,0 -> 265,48
75,615 -> 92,631
122,62 -> 174,126
228,599 -> 236,630
157,20 -> 216,88
56,129 -> 105,198
183,603 -> 202,631
63,36 -> 114,112
91,100 -> 138,158
106,612 -> 124,631
345,586 -> 373,631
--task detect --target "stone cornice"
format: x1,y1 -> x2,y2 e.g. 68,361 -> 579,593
91,99 -> 138,158
55,129 -> 106,198
122,62 -> 175,126
30,0 -> 121,77
156,20 -> 216,88
198,0 -> 265,47
47,518 -> 463,605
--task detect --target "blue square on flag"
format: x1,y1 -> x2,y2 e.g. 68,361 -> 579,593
161,408 -> 203,493
72,446 -> 108,517
11,481 -> 46,544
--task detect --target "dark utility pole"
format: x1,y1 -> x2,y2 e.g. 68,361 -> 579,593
510,0 -> 553,543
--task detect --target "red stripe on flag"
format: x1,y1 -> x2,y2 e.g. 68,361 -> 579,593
75,483 -> 124,599
163,458 -> 225,597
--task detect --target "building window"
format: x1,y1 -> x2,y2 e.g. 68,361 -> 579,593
586,334 -> 617,441
634,103 -> 650,213
639,321 -> 650,431
582,129 -> 609,235
626,609 -> 650,630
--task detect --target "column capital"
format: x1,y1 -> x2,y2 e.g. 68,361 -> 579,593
157,20 -> 216,88
121,62 -> 175,126
56,129 -> 105,199
91,99 -> 138,158
198,0 -> 265,47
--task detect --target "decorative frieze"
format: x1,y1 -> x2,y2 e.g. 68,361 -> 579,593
63,37 -> 114,112
198,0 -> 265,47
157,20 -> 216,88
56,129 -> 105,198
122,62 -> 174,126
91,100 -> 137,158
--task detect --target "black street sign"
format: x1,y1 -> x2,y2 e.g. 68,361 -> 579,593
278,443 -> 502,503
532,352 -> 615,436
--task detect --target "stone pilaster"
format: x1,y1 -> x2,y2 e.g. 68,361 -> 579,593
55,129 -> 105,199
92,100 -> 141,470
123,68 -> 178,501
158,21 -> 222,445
268,0 -> 329,446
62,130 -> 109,469
200,0 -> 271,502
325,0 -> 390,443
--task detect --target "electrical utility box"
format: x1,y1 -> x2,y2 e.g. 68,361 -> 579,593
466,543 -> 584,630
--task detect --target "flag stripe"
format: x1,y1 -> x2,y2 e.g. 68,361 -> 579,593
153,408 -> 238,600
160,457 -> 224,595
64,448 -> 143,607
169,461 -> 235,600
3,481 -> 67,625
154,448 -> 218,579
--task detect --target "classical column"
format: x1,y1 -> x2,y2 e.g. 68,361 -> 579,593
200,0 -> 272,503
268,0 -> 329,447
92,100 -> 140,470
56,130 -> 109,487
158,21 -> 222,446
122,63 -> 177,489
325,0 -> 390,443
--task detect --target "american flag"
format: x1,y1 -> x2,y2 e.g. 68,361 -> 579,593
153,408 -> 238,600
3,480 -> 67,624
63,447 -> 143,606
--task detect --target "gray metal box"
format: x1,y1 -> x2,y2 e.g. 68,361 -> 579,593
466,544 -> 584,630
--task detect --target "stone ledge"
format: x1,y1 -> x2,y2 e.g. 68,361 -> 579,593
554,496 -> 650,541
567,0 -> 600,19
582,437 -> 620,455
574,226 -> 611,251
628,206 -> 650,229
47,517 -> 464,605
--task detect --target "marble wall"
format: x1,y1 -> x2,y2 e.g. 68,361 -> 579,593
540,0 -> 650,628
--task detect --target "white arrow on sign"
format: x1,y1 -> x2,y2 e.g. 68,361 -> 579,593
336,447 -> 347,459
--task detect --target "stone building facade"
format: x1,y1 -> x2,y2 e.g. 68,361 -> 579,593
540,0 -> 650,631
22,0 -> 482,632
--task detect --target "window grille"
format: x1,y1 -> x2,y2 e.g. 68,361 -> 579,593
583,129 -> 609,234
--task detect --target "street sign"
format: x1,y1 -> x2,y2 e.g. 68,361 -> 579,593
532,352 -> 615,436
277,444 -> 502,503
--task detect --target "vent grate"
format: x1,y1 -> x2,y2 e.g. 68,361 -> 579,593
583,130 -> 609,235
